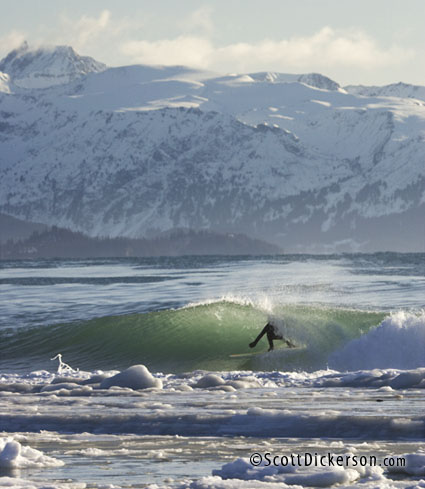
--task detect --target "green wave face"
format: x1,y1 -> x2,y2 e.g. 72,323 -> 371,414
1,302 -> 385,372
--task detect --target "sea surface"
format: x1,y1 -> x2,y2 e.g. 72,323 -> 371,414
0,253 -> 424,488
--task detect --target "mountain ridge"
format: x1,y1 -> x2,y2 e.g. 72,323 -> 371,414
0,44 -> 424,252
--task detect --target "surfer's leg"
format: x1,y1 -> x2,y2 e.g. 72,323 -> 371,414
266,331 -> 274,351
266,326 -> 283,351
249,323 -> 272,348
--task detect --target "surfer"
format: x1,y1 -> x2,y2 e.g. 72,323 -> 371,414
249,321 -> 296,351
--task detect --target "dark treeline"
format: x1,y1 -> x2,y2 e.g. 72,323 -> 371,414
0,226 -> 281,259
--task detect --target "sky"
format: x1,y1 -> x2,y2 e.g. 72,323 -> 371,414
1,0 -> 424,86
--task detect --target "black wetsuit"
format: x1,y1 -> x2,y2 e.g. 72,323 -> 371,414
249,322 -> 294,351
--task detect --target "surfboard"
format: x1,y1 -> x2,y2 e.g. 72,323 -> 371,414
229,351 -> 266,358
229,345 -> 303,358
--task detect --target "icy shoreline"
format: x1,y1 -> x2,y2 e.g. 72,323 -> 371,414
0,364 -> 424,488
0,434 -> 423,489
0,365 -> 424,438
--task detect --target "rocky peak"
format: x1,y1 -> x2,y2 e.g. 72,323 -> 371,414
0,42 -> 106,89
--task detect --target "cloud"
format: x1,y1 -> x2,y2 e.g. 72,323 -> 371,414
0,31 -> 26,57
0,11 -> 114,60
180,5 -> 214,35
121,27 -> 414,74
58,9 -> 112,51
123,36 -> 214,68
0,8 -> 416,85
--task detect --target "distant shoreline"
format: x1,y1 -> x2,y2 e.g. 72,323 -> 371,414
0,224 -> 281,259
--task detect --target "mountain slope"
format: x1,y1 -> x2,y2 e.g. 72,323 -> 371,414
0,45 -> 424,252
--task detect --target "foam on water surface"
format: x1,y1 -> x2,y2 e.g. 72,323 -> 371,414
329,311 -> 425,370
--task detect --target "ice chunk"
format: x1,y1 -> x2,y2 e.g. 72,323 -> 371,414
0,438 -> 64,468
285,468 -> 359,486
387,452 -> 425,476
193,374 -> 225,388
100,365 -> 162,390
390,369 -> 425,389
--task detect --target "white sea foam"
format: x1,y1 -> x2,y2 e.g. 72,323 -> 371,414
329,311 -> 425,370
183,293 -> 276,314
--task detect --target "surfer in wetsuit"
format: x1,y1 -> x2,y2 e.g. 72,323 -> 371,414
249,321 -> 296,351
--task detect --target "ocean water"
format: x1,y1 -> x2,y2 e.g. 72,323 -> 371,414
0,253 -> 424,488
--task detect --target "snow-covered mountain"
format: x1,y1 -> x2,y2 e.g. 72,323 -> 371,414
246,72 -> 341,91
0,42 -> 106,89
0,44 -> 424,252
344,82 -> 425,102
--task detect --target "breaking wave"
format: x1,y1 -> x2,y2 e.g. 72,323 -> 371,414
1,300 -> 422,373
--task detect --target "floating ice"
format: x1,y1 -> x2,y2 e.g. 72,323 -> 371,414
284,468 -> 359,486
193,374 -> 225,388
212,457 -> 296,480
100,364 -> 163,390
387,452 -> 425,476
0,438 -> 64,468
174,476 -> 292,488
315,368 -> 425,389
41,382 -> 82,392
202,457 -> 387,488
0,477 -> 87,489
390,370 -> 425,389
192,374 -> 260,390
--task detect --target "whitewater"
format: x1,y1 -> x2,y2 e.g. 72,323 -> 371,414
0,253 -> 424,488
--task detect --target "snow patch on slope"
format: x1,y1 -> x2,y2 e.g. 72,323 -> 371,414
0,72 -> 11,93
